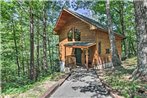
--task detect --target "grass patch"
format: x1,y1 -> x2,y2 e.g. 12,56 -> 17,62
1,72 -> 64,95
100,57 -> 147,98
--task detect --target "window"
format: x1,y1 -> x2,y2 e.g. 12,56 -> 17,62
98,42 -> 101,55
74,29 -> 80,41
67,28 -> 81,41
68,29 -> 73,41
106,48 -> 110,54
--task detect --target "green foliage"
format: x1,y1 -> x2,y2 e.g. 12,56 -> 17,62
2,72 -> 62,94
1,0 -> 139,96
92,1 -> 105,14
1,0 -> 63,94
103,57 -> 145,98
92,0 -> 136,57
106,76 -> 139,97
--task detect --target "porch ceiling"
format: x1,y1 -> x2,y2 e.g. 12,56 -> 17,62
64,41 -> 96,48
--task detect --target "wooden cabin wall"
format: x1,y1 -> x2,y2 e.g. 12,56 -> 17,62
58,16 -> 96,62
116,37 -> 122,58
57,13 -> 122,67
95,30 -> 122,64
90,45 -> 97,67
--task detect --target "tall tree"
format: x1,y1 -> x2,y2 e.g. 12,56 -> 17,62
1,0 -> 71,93
42,2 -> 48,72
12,18 -> 20,76
29,1 -> 35,80
19,7 -> 25,75
119,1 -> 128,58
106,0 -> 121,67
132,0 -> 147,80
92,1 -> 137,58
36,14 -> 40,80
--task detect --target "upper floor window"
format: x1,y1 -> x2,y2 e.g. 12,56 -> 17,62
68,28 -> 73,41
74,29 -> 80,41
67,28 -> 81,41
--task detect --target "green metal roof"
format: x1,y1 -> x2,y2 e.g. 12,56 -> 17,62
64,41 -> 96,48
65,9 -> 124,38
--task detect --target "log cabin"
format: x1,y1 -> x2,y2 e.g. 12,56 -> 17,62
54,9 -> 124,69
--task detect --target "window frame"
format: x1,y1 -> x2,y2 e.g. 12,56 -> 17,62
67,27 -> 81,41
98,41 -> 101,55
106,48 -> 110,54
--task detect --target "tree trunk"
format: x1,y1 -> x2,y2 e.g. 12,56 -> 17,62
119,1 -> 128,58
106,0 -> 122,67
128,37 -> 137,56
12,18 -> 20,77
20,10 -> 25,75
36,17 -> 40,80
48,37 -> 51,66
42,3 -> 48,72
29,2 -> 35,80
132,0 -> 147,80
130,39 -> 136,55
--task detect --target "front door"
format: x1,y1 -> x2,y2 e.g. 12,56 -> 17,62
74,48 -> 82,65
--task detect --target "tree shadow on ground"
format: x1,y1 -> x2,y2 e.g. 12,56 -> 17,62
68,68 -> 111,98
67,68 -> 98,82
72,82 -> 109,94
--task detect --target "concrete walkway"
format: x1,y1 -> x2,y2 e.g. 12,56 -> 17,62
50,67 -> 112,98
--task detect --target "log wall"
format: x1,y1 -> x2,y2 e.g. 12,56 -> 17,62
57,15 -> 122,67
95,29 -> 122,65
59,16 -> 96,62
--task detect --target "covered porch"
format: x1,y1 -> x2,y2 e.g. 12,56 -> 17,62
64,41 -> 96,69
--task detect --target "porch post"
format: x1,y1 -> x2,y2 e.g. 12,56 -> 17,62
85,48 -> 89,69
65,46 -> 66,66
81,48 -> 85,66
